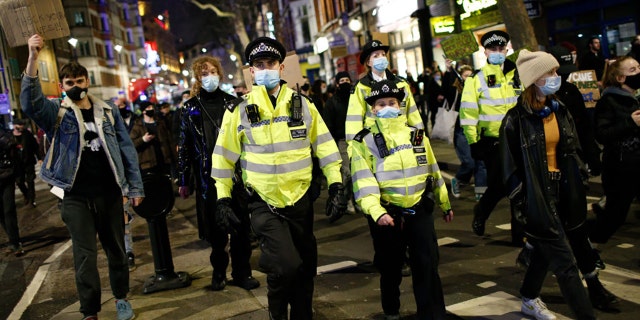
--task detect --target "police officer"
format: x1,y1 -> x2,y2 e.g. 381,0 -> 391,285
211,37 -> 347,320
351,80 -> 453,320
345,40 -> 424,151
459,30 -> 522,242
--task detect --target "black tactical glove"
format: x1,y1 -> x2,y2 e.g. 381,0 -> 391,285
326,183 -> 348,223
215,197 -> 241,232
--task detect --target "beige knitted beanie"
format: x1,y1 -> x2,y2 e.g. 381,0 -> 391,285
516,49 -> 560,88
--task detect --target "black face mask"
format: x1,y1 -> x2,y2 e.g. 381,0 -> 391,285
625,73 -> 640,90
301,83 -> 310,92
337,82 -> 351,98
120,109 -> 131,118
144,109 -> 155,117
66,86 -> 88,101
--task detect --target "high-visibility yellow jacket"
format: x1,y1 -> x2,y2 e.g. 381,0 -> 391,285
345,70 -> 424,152
211,83 -> 342,208
350,116 -> 451,222
459,61 -> 521,144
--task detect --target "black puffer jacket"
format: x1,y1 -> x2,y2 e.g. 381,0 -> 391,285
500,96 -> 588,240
594,87 -> 640,166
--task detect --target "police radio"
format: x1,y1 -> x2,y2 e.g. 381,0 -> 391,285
245,104 -> 260,124
288,84 -> 304,127
373,122 -> 390,157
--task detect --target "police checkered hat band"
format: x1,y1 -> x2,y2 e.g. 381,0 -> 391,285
481,30 -> 510,48
245,37 -> 286,64
365,80 -> 405,106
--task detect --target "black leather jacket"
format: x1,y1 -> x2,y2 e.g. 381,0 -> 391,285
178,89 -> 236,195
500,96 -> 588,240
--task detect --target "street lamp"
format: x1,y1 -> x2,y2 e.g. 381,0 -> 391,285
68,37 -> 78,47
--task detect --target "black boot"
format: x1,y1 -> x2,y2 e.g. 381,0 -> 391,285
586,276 -> 619,311
472,205 -> 486,236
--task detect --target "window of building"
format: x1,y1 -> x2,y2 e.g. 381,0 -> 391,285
74,11 -> 85,26
96,43 -> 104,59
89,71 -> 96,85
139,36 -> 145,48
38,61 -> 49,81
127,30 -> 133,44
105,43 -> 113,60
123,6 -> 130,21
79,41 -> 91,56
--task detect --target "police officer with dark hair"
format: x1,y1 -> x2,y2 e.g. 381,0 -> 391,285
211,36 -> 346,320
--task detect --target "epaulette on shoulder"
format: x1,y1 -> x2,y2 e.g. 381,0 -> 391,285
470,69 -> 481,77
225,97 -> 245,112
353,128 -> 371,142
350,80 -> 360,94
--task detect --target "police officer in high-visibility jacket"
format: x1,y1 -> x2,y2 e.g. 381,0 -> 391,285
345,40 -> 424,153
211,37 -> 347,320
459,30 -> 522,242
351,80 -> 453,320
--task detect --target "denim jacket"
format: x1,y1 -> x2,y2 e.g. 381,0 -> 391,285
20,74 -> 144,198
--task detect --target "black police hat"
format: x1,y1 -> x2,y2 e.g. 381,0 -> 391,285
359,40 -> 390,65
547,45 -> 578,75
480,30 -> 510,48
245,37 -> 286,64
13,118 -> 27,126
365,80 -> 405,106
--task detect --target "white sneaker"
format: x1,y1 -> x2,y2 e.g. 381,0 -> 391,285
521,297 -> 556,320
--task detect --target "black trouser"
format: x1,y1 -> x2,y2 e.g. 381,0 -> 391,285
0,178 -> 19,247
590,162 -> 640,243
521,180 -> 595,319
15,165 -> 36,202
249,191 -> 316,320
474,137 -> 523,242
198,178 -> 253,280
366,198 -> 446,320
521,230 -> 596,319
61,189 -> 128,316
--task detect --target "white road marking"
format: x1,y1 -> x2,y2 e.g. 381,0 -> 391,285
496,223 -> 511,230
7,240 -> 72,320
316,260 -> 358,275
616,243 -> 634,249
437,237 -> 459,246
477,281 -> 497,289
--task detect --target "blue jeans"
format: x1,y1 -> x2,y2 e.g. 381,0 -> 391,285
453,126 -> 487,193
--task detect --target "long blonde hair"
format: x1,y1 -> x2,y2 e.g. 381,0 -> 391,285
190,56 -> 225,97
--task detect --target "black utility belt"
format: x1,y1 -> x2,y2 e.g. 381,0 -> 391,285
382,201 -> 421,216
548,171 -> 561,181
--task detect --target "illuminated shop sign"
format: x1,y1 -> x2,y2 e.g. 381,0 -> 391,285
431,16 -> 456,36
456,0 -> 499,30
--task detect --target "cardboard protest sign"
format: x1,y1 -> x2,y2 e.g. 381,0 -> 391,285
0,0 -> 69,47
566,70 -> 600,108
441,31 -> 479,62
242,51 -> 306,91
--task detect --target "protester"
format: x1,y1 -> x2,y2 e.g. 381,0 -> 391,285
116,97 -> 137,133
21,34 -> 143,320
12,118 -> 42,207
501,49 -> 597,320
323,71 -> 356,214
425,67 -> 445,129
578,36 -> 607,82
211,36 -> 346,320
0,124 -> 23,257
310,79 -> 328,116
628,35 -> 640,61
589,56 -> 640,246
351,80 -> 453,320
459,30 -> 523,243
443,61 -> 487,200
178,56 -> 259,292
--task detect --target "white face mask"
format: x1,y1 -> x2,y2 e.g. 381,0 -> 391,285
254,69 -> 281,90
201,75 -> 220,92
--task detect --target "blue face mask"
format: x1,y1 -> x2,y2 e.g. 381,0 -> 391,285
535,75 -> 561,96
254,69 -> 281,90
376,106 -> 400,118
487,52 -> 506,65
372,57 -> 389,72
201,75 -> 219,92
